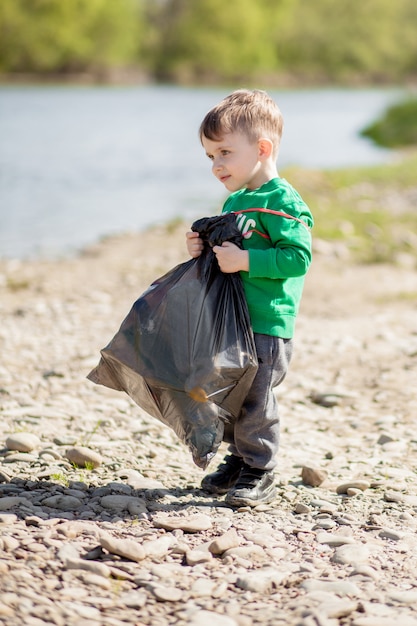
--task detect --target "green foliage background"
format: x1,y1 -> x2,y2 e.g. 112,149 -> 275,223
1,0 -> 416,84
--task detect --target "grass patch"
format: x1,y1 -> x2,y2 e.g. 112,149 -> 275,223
283,151 -> 417,264
6,277 -> 30,291
361,98 -> 417,148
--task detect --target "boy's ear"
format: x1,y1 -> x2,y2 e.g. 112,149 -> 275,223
258,138 -> 273,159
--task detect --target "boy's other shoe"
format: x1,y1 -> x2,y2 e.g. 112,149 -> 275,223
201,454 -> 244,494
225,464 -> 276,507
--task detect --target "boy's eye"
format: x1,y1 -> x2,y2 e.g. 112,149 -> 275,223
221,150 -> 230,156
206,154 -> 214,160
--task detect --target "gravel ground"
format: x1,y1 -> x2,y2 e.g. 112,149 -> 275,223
1,224 -> 416,626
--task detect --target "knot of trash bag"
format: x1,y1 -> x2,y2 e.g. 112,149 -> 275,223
191,214 -> 243,248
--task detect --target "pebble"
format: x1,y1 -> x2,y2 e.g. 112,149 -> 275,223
118,590 -> 147,608
236,567 -> 286,592
65,558 -> 112,578
185,549 -> 213,566
301,466 -> 328,487
187,610 -> 239,626
353,618 -> 417,626
5,433 -> 41,452
388,590 -> 417,605
153,513 -> 212,532
100,534 -> 146,562
42,495 -> 83,510
331,543 -> 371,565
209,529 -> 240,554
301,579 -> 360,596
151,585 -> 184,602
64,446 -> 103,468
295,502 -> 311,514
0,496 -> 30,511
336,480 -> 371,494
143,534 -> 175,558
100,494 -> 147,516
316,531 -> 355,546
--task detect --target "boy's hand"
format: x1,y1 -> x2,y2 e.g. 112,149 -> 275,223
213,242 -> 249,273
186,231 -> 203,258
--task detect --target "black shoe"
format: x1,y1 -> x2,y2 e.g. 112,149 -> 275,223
225,464 -> 276,507
201,454 -> 244,494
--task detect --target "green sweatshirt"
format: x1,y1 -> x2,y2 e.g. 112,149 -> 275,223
222,177 -> 313,338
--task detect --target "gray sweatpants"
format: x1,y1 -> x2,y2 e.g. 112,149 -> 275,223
224,333 -> 293,471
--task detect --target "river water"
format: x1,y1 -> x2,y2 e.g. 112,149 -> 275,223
0,85 -> 401,260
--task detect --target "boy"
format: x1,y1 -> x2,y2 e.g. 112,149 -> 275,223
186,89 -> 313,507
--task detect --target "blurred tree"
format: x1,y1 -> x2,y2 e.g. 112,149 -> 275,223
147,0 -> 284,83
0,0 -> 144,75
0,0 -> 416,84
275,0 -> 417,83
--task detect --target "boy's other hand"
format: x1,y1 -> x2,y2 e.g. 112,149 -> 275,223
186,231 -> 203,258
213,242 -> 249,273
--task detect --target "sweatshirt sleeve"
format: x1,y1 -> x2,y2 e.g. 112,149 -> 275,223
248,211 -> 313,279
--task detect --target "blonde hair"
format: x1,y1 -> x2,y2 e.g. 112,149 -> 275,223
199,89 -> 283,159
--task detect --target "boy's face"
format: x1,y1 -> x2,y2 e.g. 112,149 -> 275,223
202,131 -> 270,192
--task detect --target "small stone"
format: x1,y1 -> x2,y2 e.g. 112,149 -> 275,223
65,558 -> 111,578
188,611 -> 238,626
0,603 -> 14,617
353,618 -> 417,626
295,502 -> 311,514
331,544 -> 370,565
222,544 -> 266,560
236,567 -> 286,593
301,466 -> 328,487
209,529 -> 240,555
42,495 -> 83,510
388,590 -> 417,605
0,496 -> 28,511
384,490 -> 404,503
143,534 -> 175,558
336,480 -> 370,494
151,585 -> 184,602
5,432 -> 41,452
100,494 -> 147,515
100,533 -> 146,562
316,532 -> 355,546
153,513 -> 212,533
2,536 -> 19,552
74,571 -> 112,590
310,499 -> 338,513
316,597 -> 358,619
377,433 -> 395,445
350,565 -> 378,579
314,518 -> 336,530
186,549 -> 213,566
64,446 -> 102,468
118,590 -> 147,608
0,469 -> 11,483
379,529 -> 404,541
25,515 -> 45,527
0,513 -> 18,524
58,543 -> 80,562
310,391 -> 345,407
3,453 -> 38,463
118,469 -> 165,490
189,578 -> 217,597
301,579 -> 360,596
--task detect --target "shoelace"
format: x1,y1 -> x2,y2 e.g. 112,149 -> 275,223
236,465 -> 267,488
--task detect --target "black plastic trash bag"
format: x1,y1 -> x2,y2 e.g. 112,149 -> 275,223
87,214 -> 258,468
